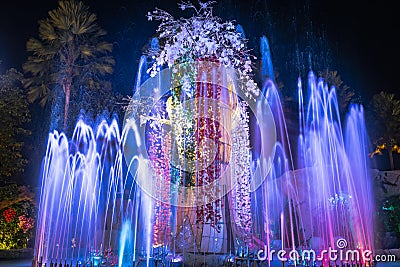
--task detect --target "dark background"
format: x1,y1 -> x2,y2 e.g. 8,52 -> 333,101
0,0 -> 398,101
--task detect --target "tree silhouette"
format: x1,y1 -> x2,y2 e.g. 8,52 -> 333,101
0,68 -> 31,179
368,91 -> 400,170
23,0 -> 114,130
319,69 -> 356,117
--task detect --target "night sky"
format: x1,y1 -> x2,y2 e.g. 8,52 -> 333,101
0,0 -> 398,101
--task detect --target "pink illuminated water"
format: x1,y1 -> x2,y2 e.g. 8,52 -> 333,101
34,70 -> 373,266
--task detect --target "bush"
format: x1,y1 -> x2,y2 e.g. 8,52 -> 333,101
0,184 -> 36,249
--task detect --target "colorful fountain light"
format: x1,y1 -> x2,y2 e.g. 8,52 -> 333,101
296,72 -> 374,251
34,119 -> 124,265
34,2 -> 374,266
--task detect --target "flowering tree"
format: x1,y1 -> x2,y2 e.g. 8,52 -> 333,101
146,1 -> 254,240
147,1 -> 254,77
0,184 -> 36,249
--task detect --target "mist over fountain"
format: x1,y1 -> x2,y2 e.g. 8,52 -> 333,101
33,3 -> 374,266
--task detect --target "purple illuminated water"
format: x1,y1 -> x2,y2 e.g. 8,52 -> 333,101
296,72 -> 373,251
34,64 -> 373,266
35,119 -> 124,264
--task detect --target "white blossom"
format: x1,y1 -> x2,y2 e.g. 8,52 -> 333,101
146,1 -> 255,76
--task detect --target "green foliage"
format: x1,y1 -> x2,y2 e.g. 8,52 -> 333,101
381,195 -> 400,234
0,69 -> 31,178
23,0 -> 115,130
0,184 -> 35,210
368,91 -> 400,170
69,80 -> 124,123
0,184 -> 19,202
369,92 -> 400,141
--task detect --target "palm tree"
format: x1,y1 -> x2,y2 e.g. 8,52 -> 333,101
23,0 -> 114,130
368,91 -> 400,170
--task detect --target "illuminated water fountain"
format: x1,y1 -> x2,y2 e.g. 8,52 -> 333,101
257,72 -> 374,264
34,66 -> 373,267
34,3 -> 374,266
34,119 -> 124,265
295,72 -> 374,252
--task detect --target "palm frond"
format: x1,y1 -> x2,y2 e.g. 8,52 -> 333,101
23,0 -> 114,117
